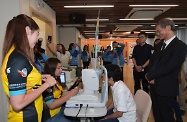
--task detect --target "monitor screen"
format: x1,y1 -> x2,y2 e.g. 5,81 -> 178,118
60,72 -> 66,84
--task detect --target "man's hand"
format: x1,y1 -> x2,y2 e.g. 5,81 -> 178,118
135,65 -> 142,72
145,73 -> 155,84
149,80 -> 155,84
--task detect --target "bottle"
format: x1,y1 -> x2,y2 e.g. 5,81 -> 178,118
97,56 -> 101,69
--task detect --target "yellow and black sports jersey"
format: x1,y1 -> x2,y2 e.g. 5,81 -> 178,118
1,46 -> 43,122
43,81 -> 63,119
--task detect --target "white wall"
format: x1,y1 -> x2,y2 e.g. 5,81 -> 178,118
29,0 -> 56,57
0,0 -> 57,121
176,28 -> 187,44
0,1 -> 20,121
146,38 -> 154,46
58,27 -> 78,49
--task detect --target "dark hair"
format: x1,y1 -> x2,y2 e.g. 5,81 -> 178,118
68,43 -> 74,50
43,58 -> 61,77
83,45 -> 88,51
138,32 -> 148,37
107,45 -> 111,49
2,14 -> 39,66
57,43 -> 66,54
156,18 -> 175,31
112,41 -> 118,44
104,64 -> 122,82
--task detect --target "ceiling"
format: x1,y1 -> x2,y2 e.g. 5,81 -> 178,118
44,0 -> 187,39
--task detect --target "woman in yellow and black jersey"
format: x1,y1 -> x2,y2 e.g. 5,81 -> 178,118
1,14 -> 56,122
42,58 -> 79,122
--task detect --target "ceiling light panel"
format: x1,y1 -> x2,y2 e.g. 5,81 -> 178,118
64,5 -> 114,8
86,19 -> 109,21
120,18 -> 154,20
129,5 -> 178,7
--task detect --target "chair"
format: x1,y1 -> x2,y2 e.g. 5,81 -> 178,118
134,90 -> 152,122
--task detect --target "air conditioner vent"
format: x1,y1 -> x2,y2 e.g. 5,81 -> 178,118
126,8 -> 170,19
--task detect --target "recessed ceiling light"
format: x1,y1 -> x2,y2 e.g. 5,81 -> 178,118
84,33 -> 104,34
119,18 -> 154,20
64,5 -> 114,8
86,25 -> 106,27
86,19 -> 109,21
146,32 -> 156,33
129,5 -> 178,7
116,25 -> 143,27
84,31 -> 104,32
151,24 -> 178,26
169,18 -> 187,20
179,27 -> 186,29
141,30 -> 156,31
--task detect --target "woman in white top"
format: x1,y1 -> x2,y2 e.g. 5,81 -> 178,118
47,42 -> 71,67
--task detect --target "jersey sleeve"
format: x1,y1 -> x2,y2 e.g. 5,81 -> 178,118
6,52 -> 32,96
42,87 -> 54,104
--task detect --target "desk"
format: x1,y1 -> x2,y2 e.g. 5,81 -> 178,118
64,107 -> 107,122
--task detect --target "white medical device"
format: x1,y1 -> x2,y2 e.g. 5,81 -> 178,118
65,65 -> 108,107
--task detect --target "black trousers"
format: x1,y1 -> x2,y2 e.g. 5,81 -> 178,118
83,61 -> 89,69
133,69 -> 148,94
150,85 -> 175,122
120,66 -> 123,81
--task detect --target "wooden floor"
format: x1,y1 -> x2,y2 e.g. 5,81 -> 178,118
108,63 -> 187,122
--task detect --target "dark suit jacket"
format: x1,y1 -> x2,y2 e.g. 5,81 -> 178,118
147,37 -> 187,97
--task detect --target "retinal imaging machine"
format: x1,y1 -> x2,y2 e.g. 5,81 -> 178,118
65,65 -> 108,108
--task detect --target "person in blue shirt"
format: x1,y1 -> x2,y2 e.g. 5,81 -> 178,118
81,45 -> 90,69
68,43 -> 82,66
34,43 -> 49,73
103,46 -> 112,66
111,41 -> 125,80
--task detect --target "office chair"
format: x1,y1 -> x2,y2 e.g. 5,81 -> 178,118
134,90 -> 152,122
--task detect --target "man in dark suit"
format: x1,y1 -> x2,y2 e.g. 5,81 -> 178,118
146,18 -> 187,122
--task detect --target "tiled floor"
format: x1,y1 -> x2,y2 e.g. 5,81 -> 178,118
107,63 -> 187,122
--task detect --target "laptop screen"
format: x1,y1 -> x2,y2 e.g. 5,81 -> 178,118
60,72 -> 66,84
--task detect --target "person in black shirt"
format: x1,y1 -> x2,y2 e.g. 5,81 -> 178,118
132,32 -> 152,94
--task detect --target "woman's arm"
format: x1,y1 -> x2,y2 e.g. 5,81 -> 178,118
10,75 -> 56,112
47,87 -> 79,109
77,45 -> 82,54
46,41 -> 57,56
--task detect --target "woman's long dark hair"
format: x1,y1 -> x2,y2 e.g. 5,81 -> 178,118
68,43 -> 74,50
43,58 -> 61,77
2,14 -> 39,66
57,43 -> 66,54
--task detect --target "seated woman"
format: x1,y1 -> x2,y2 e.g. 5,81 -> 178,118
42,58 -> 79,122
